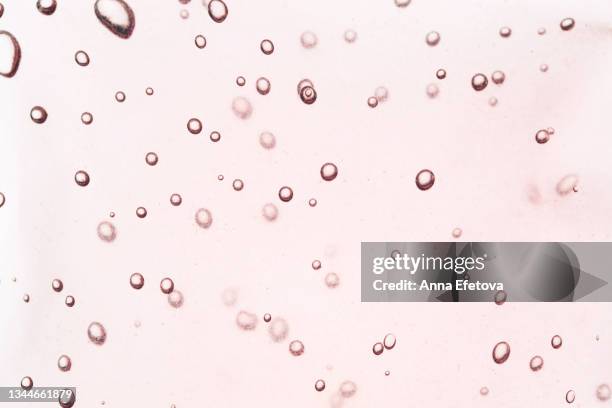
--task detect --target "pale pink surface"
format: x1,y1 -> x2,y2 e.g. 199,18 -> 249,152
0,0 -> 611,407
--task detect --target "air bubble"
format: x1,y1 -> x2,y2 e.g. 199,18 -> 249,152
320,163 -> 338,181
236,310 -> 258,330
325,272 -> 340,288
115,91 -> 126,102
75,51 -> 90,66
551,335 -> 562,349
436,69 -> 446,79
339,381 -> 357,398
499,26 -> 512,37
279,186 -> 294,202
535,129 -> 550,144
21,376 -> 33,390
260,39 -> 274,55
130,273 -> 144,289
52,279 -> 63,292
289,340 -> 305,356
170,193 -> 182,206
145,152 -> 158,166
565,390 -> 575,403
491,70 -> 505,85
529,355 -> 544,371
471,73 -> 488,91
372,342 -> 384,355
30,106 -> 48,124
367,96 -> 378,108
343,29 -> 357,43
87,322 -> 107,345
492,341 -> 510,364
0,31 -> 21,78
300,31 -> 318,49
560,17 -> 575,31
36,0 -> 57,15
268,317 -> 289,342
494,290 -> 507,305
194,35 -> 206,48
231,96 -> 253,119
81,112 -> 93,125
315,379 -> 326,392
58,355 -> 72,372
415,169 -> 435,190
259,131 -> 276,149
596,384 -> 611,401
94,0 -> 136,39
97,221 -> 117,242
232,179 -> 244,191
208,0 -> 228,23
195,208 -> 213,228
556,175 -> 578,196
262,203 -> 278,221
256,77 -> 271,95
168,290 -> 184,308
187,118 -> 202,134
74,170 -> 90,187
425,31 -> 440,46
160,278 -> 174,294
65,295 -> 75,307
383,333 -> 396,349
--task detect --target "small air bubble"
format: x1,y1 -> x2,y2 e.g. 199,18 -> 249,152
30,106 -> 48,124
115,91 -> 126,102
492,341 -> 510,364
231,96 -> 253,119
596,384 -> 611,401
535,129 -> 550,144
130,273 -> 144,289
74,170 -> 90,187
259,131 -> 276,149
260,39 -> 274,55
207,0 -> 228,23
499,26 -> 512,37
81,112 -> 93,125
494,290 -> 507,305
383,333 -> 396,350
194,35 -> 206,48
94,0 -> 136,39
145,87 -> 154,96
232,179 -> 244,191
308,198 -> 317,207
263,313 -> 271,322
256,77 -> 271,95
75,50 -> 90,66
289,340 -> 305,356
58,355 -> 72,372
160,278 -> 174,294
325,272 -> 340,288
20,376 -> 33,390
97,221 -> 116,242
195,208 -> 213,228
209,131 -> 221,142
300,31 -> 318,49
236,310 -> 258,330
529,355 -> 544,371
312,260 -> 321,270
37,0 -> 57,15
565,390 -> 575,403
187,118 -> 203,134
315,379 -> 326,392
560,18 -> 575,31
262,203 -> 278,221
320,163 -> 338,181
367,96 -> 378,108
425,31 -> 440,46
279,186 -> 294,202
452,228 -> 462,238
415,169 -> 435,191
551,335 -> 562,349
168,290 -> 184,308
491,70 -> 505,85
471,74 -> 488,91
343,29 -> 357,43
145,152 -> 158,166
269,317 -> 289,342
236,76 -> 245,86
65,295 -> 75,307
52,279 -> 63,292
372,342 -> 384,355
87,322 -> 107,345
170,193 -> 182,206
436,69 -> 446,79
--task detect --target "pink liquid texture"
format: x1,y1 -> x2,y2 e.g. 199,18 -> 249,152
0,0 -> 611,406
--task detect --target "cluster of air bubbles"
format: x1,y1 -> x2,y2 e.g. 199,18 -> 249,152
81,112 -> 93,125
115,91 -> 126,102
494,290 -> 507,305
278,186 -> 294,202
236,310 -> 258,330
21,376 -> 33,390
492,341 -> 510,363
187,118 -> 203,134
426,83 -> 439,98
170,193 -> 182,206
263,313 -> 272,323
256,77 -> 271,95
314,379 -> 326,392
289,340 -> 305,356
597,384 -> 611,401
425,31 -> 441,46
259,131 -> 276,149
297,79 -> 317,105
529,355 -> 544,371
145,152 -> 158,166
262,203 -> 278,221
436,69 -> 447,79
452,228 -> 462,238
87,322 -> 107,345
551,335 -> 562,349
210,131 -> 221,142
160,278 -> 174,294
556,174 -> 579,196
320,163 -> 338,181
37,0 -> 57,15
300,31 -> 318,49
324,272 -> 340,288
415,169 -> 435,190
471,73 -> 488,91
232,179 -> 244,191
94,0 -> 136,39
130,273 -> 144,289
260,39 -> 274,55
58,355 -> 72,372
75,51 -> 90,66
195,208 -> 213,228
65,295 -> 75,307
231,96 -> 253,119
268,317 -> 289,342
97,221 -> 117,242
0,31 -> 21,78
74,170 -> 90,187
373,333 -> 396,355
194,35 -> 206,49
560,17 -> 575,31
168,290 -> 184,308
499,26 -> 512,37
208,0 -> 228,23
343,29 -> 357,43
236,76 -> 246,86
30,106 -> 48,124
